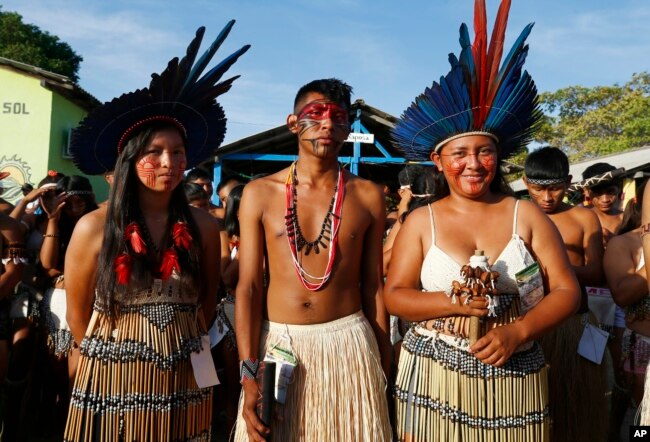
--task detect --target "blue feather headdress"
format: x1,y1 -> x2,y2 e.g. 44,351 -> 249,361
70,21 -> 250,175
392,0 -> 542,161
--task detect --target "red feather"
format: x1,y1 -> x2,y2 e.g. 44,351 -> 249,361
159,248 -> 180,280
485,0 -> 512,108
125,222 -> 147,255
172,222 -> 193,250
472,0 -> 488,126
114,253 -> 132,285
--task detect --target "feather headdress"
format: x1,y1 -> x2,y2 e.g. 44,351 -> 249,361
392,0 -> 542,161
70,21 -> 250,174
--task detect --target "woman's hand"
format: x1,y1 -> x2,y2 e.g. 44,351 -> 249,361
470,322 -> 526,367
24,186 -> 52,204
41,191 -> 67,220
455,295 -> 490,317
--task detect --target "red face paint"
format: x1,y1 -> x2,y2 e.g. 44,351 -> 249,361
297,101 -> 349,127
136,157 -> 157,189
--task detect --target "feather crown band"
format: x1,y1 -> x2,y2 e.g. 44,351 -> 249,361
70,21 -> 250,175
392,0 -> 542,161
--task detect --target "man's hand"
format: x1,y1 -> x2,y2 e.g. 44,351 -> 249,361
241,379 -> 270,441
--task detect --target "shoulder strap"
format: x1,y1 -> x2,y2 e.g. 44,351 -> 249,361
512,200 -> 520,235
427,204 -> 435,242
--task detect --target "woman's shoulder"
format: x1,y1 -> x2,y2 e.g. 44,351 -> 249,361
190,206 -> 220,233
402,204 -> 433,229
607,229 -> 640,253
77,206 -> 107,233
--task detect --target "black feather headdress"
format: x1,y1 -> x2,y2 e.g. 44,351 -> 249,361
70,21 -> 250,175
392,0 -> 542,161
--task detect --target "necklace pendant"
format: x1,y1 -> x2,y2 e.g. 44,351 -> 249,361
304,243 -> 313,255
313,243 -> 320,254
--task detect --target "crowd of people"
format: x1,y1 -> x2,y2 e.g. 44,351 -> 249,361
1,1 -> 650,442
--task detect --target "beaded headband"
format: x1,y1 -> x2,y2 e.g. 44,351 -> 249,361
524,177 -> 567,186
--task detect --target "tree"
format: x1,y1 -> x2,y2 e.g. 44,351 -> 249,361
533,72 -> 650,162
0,7 -> 82,82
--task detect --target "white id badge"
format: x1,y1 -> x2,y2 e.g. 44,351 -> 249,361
191,335 -> 220,387
577,323 -> 608,364
264,336 -> 297,404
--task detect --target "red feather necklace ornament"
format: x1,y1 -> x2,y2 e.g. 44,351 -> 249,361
114,220 -> 192,285
124,222 -> 147,255
159,248 -> 181,280
114,253 -> 133,286
172,222 -> 192,250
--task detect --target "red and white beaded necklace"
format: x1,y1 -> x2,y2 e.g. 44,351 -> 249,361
284,161 -> 345,291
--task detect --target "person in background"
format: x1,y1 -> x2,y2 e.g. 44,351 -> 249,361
580,162 -> 629,438
214,183 -> 244,437
184,181 -> 211,211
639,177 -> 650,425
216,175 -> 247,218
605,181 -> 649,412
0,171 -> 26,439
185,167 -> 221,218
523,146 -> 608,442
39,175 -> 98,435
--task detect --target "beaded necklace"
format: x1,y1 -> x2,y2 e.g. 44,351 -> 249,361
285,161 -> 344,291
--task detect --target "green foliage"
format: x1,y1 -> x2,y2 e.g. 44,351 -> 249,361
533,72 -> 650,162
0,7 -> 82,82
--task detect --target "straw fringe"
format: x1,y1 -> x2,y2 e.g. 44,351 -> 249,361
538,313 -> 608,442
641,363 -> 650,424
395,332 -> 549,442
64,306 -> 212,441
234,311 -> 391,441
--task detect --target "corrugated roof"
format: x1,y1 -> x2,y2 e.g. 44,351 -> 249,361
511,145 -> 650,192
0,57 -> 99,111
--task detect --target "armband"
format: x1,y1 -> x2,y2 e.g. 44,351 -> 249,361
641,223 -> 650,238
239,358 -> 260,384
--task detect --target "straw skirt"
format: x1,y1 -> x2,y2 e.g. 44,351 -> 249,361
63,295 -> 212,442
395,326 -> 549,442
234,311 -> 392,441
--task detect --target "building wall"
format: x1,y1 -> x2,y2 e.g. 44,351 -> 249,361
49,92 -> 108,201
0,67 -> 106,203
0,67 -> 52,203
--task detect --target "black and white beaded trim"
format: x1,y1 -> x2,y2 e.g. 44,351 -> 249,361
79,335 -> 203,370
394,387 -> 549,429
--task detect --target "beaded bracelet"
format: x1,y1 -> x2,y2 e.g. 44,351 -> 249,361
641,223 -> 650,238
43,234 -> 59,238
239,358 -> 260,384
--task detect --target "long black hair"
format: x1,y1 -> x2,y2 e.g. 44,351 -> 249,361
224,184 -> 244,238
54,175 -> 98,269
95,122 -> 203,315
619,179 -> 647,235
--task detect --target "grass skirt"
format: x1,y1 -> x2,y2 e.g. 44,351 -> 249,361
395,326 -> 549,442
538,312 -> 608,442
234,311 -> 392,441
63,300 -> 212,442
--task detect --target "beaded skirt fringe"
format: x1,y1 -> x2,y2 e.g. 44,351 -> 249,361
395,328 -> 549,442
234,311 -> 392,441
63,306 -> 212,442
538,312 -> 608,442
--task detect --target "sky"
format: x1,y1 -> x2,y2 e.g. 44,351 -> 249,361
2,0 -> 649,144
